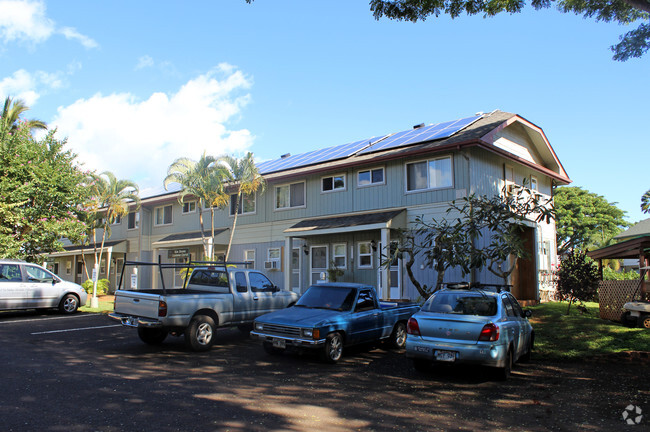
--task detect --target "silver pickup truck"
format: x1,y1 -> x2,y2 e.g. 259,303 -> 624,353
109,261 -> 299,351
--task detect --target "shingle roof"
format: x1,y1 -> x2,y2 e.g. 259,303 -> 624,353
615,218 -> 650,240
286,209 -> 405,232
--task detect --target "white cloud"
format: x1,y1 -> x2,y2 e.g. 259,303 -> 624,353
0,0 -> 96,48
135,55 -> 154,70
0,68 -> 66,104
51,64 -> 255,196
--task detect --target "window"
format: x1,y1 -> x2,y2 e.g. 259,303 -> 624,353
154,205 -> 173,226
502,295 -> 516,317
249,272 -> 275,292
230,193 -> 256,216
189,269 -> 229,288
111,214 -> 122,225
65,260 -> 72,275
406,156 -> 453,191
358,168 -> 384,187
235,272 -> 248,293
24,265 -> 55,283
0,264 -> 21,282
530,176 -> 538,191
100,259 -> 106,274
358,242 -> 373,269
275,182 -> 305,210
244,250 -> 255,268
127,211 -> 140,230
321,174 -> 346,192
182,201 -> 196,214
355,290 -> 376,312
333,243 -> 347,269
268,248 -> 281,269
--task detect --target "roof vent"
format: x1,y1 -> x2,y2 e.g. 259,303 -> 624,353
280,153 -> 291,159
413,123 -> 425,129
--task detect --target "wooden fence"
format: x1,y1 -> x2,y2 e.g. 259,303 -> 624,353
598,280 -> 647,322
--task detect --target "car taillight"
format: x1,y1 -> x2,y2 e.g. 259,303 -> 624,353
407,317 -> 420,336
478,323 -> 499,341
158,301 -> 168,317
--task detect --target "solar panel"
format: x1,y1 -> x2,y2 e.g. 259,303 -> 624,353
358,115 -> 480,156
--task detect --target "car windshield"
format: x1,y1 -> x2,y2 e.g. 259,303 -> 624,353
422,292 -> 497,316
295,286 -> 357,311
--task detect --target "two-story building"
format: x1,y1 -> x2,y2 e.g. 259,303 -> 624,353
46,110 -> 571,302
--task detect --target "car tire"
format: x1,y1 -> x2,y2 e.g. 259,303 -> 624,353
496,348 -> 513,381
320,332 -> 343,363
138,327 -> 168,345
262,341 -> 285,355
640,314 -> 650,329
185,315 -> 216,352
59,294 -> 79,314
411,358 -> 429,372
388,322 -> 407,349
621,311 -> 636,327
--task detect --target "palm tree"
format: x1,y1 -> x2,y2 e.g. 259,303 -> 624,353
1,96 -> 47,132
163,153 -> 229,260
86,172 -> 141,303
219,152 -> 266,261
642,189 -> 650,214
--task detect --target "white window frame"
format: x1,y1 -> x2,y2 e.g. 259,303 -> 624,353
405,156 -> 453,192
154,205 -> 173,226
230,192 -> 256,216
357,167 -> 385,188
274,181 -> 306,210
321,173 -> 346,193
357,242 -> 373,269
530,175 -> 538,191
127,211 -> 140,230
244,250 -> 256,268
332,243 -> 347,269
268,247 -> 281,269
182,201 -> 197,214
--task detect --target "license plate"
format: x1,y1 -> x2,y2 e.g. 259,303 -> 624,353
414,346 -> 430,353
435,350 -> 456,362
272,339 -> 286,349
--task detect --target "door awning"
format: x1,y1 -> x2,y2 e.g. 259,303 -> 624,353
152,229 -> 229,248
284,209 -> 406,237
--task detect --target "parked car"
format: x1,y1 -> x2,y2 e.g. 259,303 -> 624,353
110,261 -> 300,351
405,285 -> 533,380
0,259 -> 87,314
250,283 -> 419,363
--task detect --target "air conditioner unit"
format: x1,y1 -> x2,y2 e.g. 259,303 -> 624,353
264,260 -> 279,270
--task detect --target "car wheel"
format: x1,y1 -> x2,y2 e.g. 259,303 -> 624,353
496,348 -> 513,381
320,332 -> 343,363
138,327 -> 168,345
59,294 -> 79,314
388,322 -> 407,349
640,314 -> 650,329
411,358 -> 429,372
185,315 -> 216,352
263,341 -> 285,355
622,311 -> 636,327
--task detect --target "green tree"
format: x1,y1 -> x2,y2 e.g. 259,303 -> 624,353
642,189 -> 650,214
164,153 -> 229,260
556,249 -> 600,314
366,0 -> 650,61
0,120 -> 87,261
555,186 -> 628,256
219,152 -> 266,262
1,97 -> 47,140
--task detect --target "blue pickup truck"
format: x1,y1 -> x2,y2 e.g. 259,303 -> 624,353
250,282 -> 419,363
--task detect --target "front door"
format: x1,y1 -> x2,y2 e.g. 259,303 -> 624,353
377,241 -> 401,300
310,245 -> 328,285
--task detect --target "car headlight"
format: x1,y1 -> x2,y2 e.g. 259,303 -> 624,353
255,323 -> 264,331
302,328 -> 313,338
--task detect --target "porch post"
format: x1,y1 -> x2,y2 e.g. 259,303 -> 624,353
284,237 -> 292,291
381,228 -> 390,300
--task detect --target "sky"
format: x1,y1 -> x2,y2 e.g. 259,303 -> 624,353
0,0 -> 648,224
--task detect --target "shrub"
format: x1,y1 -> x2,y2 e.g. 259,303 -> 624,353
556,250 -> 600,314
602,267 -> 639,281
82,278 -> 110,295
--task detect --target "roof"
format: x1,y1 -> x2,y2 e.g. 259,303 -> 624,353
156,230 -> 227,243
587,235 -> 650,260
615,218 -> 650,241
285,209 -> 405,234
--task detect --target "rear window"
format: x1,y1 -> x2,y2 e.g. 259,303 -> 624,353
189,269 -> 229,287
421,292 -> 497,316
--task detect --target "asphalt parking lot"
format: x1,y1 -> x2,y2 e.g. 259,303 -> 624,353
0,311 -> 647,432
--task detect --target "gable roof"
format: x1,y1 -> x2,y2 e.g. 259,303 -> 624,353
615,218 -> 650,241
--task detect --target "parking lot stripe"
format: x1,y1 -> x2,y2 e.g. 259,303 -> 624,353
0,314 -> 97,325
31,324 -> 122,335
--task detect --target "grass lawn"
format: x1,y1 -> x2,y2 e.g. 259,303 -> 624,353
79,296 -> 114,314
529,301 -> 649,361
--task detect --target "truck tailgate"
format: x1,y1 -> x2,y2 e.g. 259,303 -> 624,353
114,290 -> 162,319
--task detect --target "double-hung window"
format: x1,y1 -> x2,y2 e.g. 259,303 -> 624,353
275,182 -> 305,210
321,174 -> 345,193
333,243 -> 347,269
230,193 -> 256,216
358,242 -> 373,269
406,156 -> 453,192
358,167 -> 384,187
154,205 -> 173,226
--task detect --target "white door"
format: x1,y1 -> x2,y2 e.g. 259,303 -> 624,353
310,245 -> 328,285
291,247 -> 301,293
377,242 -> 401,300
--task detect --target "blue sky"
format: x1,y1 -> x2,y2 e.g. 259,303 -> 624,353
1,0 -> 648,223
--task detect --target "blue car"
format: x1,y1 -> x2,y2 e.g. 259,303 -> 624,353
405,286 -> 533,380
